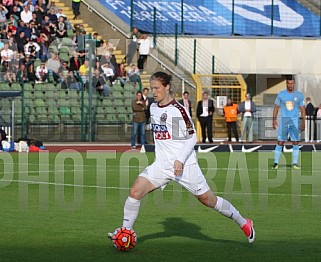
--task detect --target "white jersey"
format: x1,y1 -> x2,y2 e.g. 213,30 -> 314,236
150,99 -> 197,169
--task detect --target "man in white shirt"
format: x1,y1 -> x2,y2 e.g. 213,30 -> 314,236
1,43 -> 14,64
238,93 -> 257,143
101,62 -> 115,86
20,4 -> 33,23
35,61 -> 48,83
137,34 -> 153,70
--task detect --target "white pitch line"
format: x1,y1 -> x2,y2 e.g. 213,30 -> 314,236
1,179 -> 321,198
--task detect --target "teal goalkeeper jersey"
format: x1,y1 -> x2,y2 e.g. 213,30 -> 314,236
274,89 -> 304,119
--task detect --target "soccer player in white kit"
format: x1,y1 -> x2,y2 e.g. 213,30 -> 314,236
109,72 -> 255,244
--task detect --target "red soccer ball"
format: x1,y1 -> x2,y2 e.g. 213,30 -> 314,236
112,227 -> 137,251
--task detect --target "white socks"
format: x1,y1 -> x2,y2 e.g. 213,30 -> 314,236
122,197 -> 141,228
122,196 -> 246,229
214,196 -> 247,227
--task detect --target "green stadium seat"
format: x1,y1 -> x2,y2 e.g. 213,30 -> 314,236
105,106 -> 116,114
22,83 -> 33,91
113,99 -> 124,107
124,99 -> 132,107
124,83 -> 135,91
106,113 -> 117,123
34,90 -> 45,100
112,84 -> 123,92
112,90 -> 123,99
11,83 -> 21,91
116,107 -> 127,114
124,90 -> 134,98
102,98 -> 113,107
0,82 -> 9,90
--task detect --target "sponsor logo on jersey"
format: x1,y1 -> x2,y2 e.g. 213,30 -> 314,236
152,124 -> 171,140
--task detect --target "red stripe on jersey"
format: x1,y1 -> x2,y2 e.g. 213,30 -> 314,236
171,100 -> 195,135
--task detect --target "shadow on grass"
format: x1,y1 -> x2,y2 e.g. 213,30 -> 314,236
139,217 -> 237,244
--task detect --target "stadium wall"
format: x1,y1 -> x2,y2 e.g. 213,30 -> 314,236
173,37 -> 321,75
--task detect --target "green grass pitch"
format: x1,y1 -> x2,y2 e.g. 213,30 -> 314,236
0,151 -> 321,261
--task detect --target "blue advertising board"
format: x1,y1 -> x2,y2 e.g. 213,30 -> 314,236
99,0 -> 321,36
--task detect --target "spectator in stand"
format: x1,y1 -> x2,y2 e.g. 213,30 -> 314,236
47,7 -> 57,24
117,62 -> 128,87
99,52 -> 112,70
56,16 -> 67,38
137,33 -> 153,71
26,57 -> 36,81
126,27 -> 141,65
16,63 -> 28,82
7,15 -> 18,27
37,0 -> 48,13
58,60 -> 69,88
29,20 -> 40,40
8,36 -> 17,54
79,60 -> 91,85
0,4 -> 9,27
101,62 -> 114,86
96,40 -> 113,57
2,0 -> 14,9
33,4 -> 44,25
56,8 -> 71,30
223,98 -> 239,142
24,0 -> 35,12
35,60 -> 48,83
38,32 -> 49,61
15,30 -> 27,53
66,70 -> 81,92
4,63 -> 16,83
92,68 -> 109,96
46,52 -> 60,82
40,22 -> 52,42
20,4 -> 32,23
1,43 -> 14,65
17,20 -> 30,38
127,63 -> 142,90
47,0 -> 58,13
24,39 -> 40,59
92,32 -> 101,48
41,14 -> 50,28
69,51 -> 82,72
11,0 -> 23,14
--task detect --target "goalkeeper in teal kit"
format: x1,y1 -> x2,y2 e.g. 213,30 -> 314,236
272,76 -> 306,169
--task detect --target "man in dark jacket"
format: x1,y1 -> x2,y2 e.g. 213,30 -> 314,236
305,97 -> 315,141
196,91 -> 215,143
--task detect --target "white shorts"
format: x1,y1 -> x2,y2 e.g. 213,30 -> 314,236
139,162 -> 210,196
